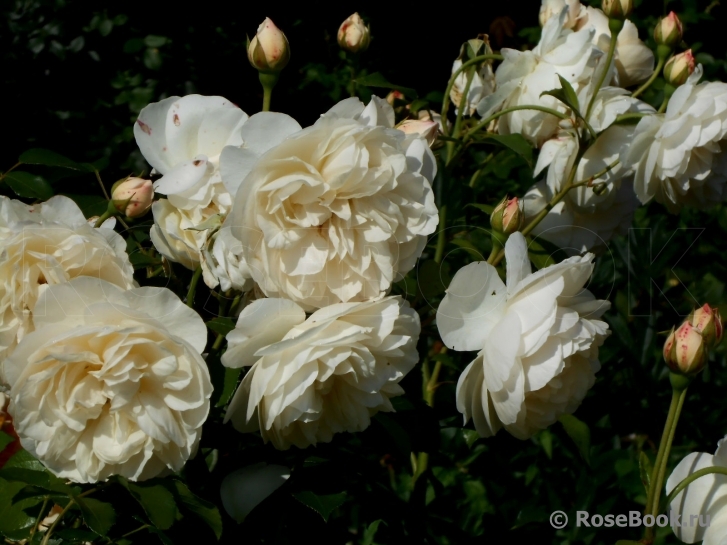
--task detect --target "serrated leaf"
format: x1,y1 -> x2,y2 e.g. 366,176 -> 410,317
293,491 -> 346,522
462,429 -> 481,449
559,414 -> 591,466
173,481 -> 222,539
639,451 -> 652,492
76,497 -> 116,536
119,477 -> 178,530
0,468 -> 73,494
18,149 -> 91,171
540,75 -> 580,116
4,172 -> 54,200
55,528 -> 100,542
353,72 -> 418,99
146,525 -> 174,545
129,252 -> 160,268
483,133 -> 533,168
206,317 -> 235,337
0,478 -> 35,537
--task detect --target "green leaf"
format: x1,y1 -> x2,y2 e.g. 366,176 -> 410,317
4,172 -> 54,200
172,481 -> 222,540
361,519 -> 385,545
462,429 -> 481,449
55,529 -> 100,543
119,477 -> 178,531
539,429 -> 553,460
18,149 -> 91,171
0,431 -> 14,452
540,75 -> 580,115
206,317 -> 235,337
215,367 -> 242,408
0,478 -> 36,537
465,203 -> 494,215
144,35 -> 168,48
292,491 -> 346,522
76,496 -> 116,536
482,134 -> 533,168
353,72 -> 418,99
639,451 -> 652,492
129,252 -> 161,268
559,414 -> 591,466
3,449 -> 46,471
146,525 -> 174,545
0,468 -> 73,494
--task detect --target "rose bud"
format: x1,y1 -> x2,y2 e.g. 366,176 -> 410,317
663,49 -> 695,87
654,12 -> 683,49
490,196 -> 523,235
664,322 -> 707,375
337,12 -> 370,53
396,119 -> 438,147
688,304 -> 723,349
111,177 -> 154,218
602,0 -> 633,20
248,17 -> 290,73
386,90 -> 405,106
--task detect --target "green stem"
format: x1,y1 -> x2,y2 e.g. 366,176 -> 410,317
663,467 -> 727,510
434,205 -> 447,264
94,210 -> 114,228
585,19 -> 621,122
446,68 -> 476,163
642,374 -> 690,543
258,72 -> 279,112
0,162 -> 21,184
186,266 -> 203,308
41,499 -> 75,545
29,496 -> 50,542
613,112 -> 650,125
570,159 -> 620,188
632,53 -> 667,99
441,53 -> 503,137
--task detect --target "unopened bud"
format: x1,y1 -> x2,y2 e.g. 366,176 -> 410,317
664,322 -> 707,375
663,49 -> 695,87
602,0 -> 633,20
490,196 -> 523,235
396,119 -> 438,147
654,12 -> 683,49
337,13 -> 370,53
688,304 -> 723,349
248,18 -> 290,73
386,90 -> 405,106
111,177 -> 154,218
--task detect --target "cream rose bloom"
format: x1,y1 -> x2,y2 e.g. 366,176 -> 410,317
0,196 -> 135,381
201,225 -> 253,293
436,233 -> 610,439
223,97 -> 438,309
539,0 -> 586,29
5,277 -> 212,483
134,95 -> 253,286
477,7 -> 601,146
222,296 -> 420,449
621,67 -> 727,213
666,436 -> 727,544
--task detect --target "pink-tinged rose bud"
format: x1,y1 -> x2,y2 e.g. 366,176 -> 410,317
111,177 -> 154,218
386,90 -> 405,106
337,13 -> 370,53
490,196 -> 523,235
664,322 -> 706,375
689,304 -> 723,349
654,12 -> 683,48
396,119 -> 439,147
248,18 -> 290,73
663,49 -> 695,86
602,0 -> 633,19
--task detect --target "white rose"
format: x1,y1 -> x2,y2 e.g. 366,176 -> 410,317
0,196 -> 135,381
539,0 -> 585,29
579,7 -> 654,88
201,225 -> 253,293
622,67 -> 727,213
223,97 -> 438,309
522,178 -> 639,254
135,95 -> 249,273
477,7 -> 601,146
436,233 -> 610,439
222,296 -> 420,449
666,436 -> 727,543
5,277 -> 212,483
